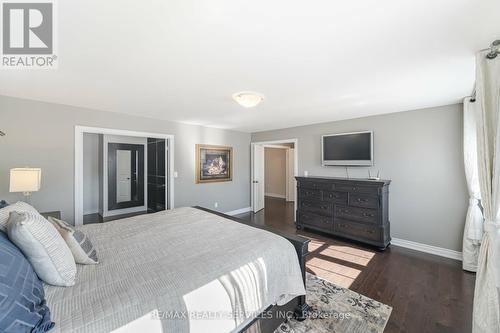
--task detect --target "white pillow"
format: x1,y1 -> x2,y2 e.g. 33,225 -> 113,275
48,216 -> 99,265
7,211 -> 77,287
0,201 -> 38,232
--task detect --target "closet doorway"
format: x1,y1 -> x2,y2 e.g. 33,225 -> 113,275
75,127 -> 174,226
251,139 -> 298,218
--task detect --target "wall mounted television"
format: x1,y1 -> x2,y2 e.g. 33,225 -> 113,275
321,131 -> 373,166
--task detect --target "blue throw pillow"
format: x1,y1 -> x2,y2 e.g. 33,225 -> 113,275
0,200 -> 8,209
0,231 -> 54,332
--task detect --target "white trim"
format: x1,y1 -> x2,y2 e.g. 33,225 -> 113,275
391,238 -> 463,261
225,207 -> 252,216
262,144 -> 290,149
265,193 -> 286,199
251,139 -> 299,218
75,126 -> 175,226
285,148 -> 295,202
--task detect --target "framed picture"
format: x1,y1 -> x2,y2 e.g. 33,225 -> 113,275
195,144 -> 233,183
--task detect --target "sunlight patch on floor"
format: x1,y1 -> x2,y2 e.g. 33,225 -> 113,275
307,257 -> 362,288
305,237 -> 378,288
307,239 -> 375,267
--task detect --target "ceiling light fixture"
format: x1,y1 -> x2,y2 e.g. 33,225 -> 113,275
232,91 -> 264,108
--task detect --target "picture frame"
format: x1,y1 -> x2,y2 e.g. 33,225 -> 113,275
195,144 -> 233,183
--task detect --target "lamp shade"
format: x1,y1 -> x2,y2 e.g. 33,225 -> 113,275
9,168 -> 42,193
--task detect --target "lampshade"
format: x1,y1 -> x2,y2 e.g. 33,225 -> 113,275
9,168 -> 42,193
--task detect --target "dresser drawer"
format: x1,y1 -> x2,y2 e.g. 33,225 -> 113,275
335,205 -> 378,224
299,211 -> 333,230
349,193 -> 379,209
335,219 -> 381,242
322,191 -> 348,204
299,188 -> 322,201
335,184 -> 379,195
298,181 -> 333,191
300,200 -> 333,216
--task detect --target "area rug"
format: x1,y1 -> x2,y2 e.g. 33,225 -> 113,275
275,273 -> 392,333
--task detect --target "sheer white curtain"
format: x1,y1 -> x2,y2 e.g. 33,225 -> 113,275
463,98 -> 484,272
472,51 -> 500,333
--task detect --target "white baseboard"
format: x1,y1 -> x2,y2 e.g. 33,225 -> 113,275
225,207 -> 252,216
265,193 -> 286,199
391,238 -> 462,261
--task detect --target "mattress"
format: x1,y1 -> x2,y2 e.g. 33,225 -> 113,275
44,207 -> 306,333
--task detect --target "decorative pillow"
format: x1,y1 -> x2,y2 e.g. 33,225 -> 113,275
7,211 -> 77,287
48,217 -> 98,265
0,200 -> 8,208
0,201 -> 38,232
0,231 -> 55,333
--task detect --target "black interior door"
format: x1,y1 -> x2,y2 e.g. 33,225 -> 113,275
147,138 -> 166,212
108,143 -> 145,210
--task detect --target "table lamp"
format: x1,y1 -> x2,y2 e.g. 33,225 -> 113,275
9,168 -> 42,204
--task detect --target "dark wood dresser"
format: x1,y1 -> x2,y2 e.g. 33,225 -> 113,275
296,176 -> 391,249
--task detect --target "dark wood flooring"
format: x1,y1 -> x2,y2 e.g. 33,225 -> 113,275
236,196 -> 475,333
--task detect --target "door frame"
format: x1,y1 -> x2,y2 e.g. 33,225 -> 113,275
250,139 -> 298,218
107,143 -> 145,211
74,126 -> 174,226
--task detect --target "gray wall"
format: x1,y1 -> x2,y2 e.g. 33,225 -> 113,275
83,133 -> 100,214
0,95 -> 251,222
252,104 -> 468,251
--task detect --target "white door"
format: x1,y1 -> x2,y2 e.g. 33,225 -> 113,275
116,150 -> 132,203
286,148 -> 296,202
252,144 -> 265,212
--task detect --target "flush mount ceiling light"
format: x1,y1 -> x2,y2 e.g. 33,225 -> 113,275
232,91 -> 264,108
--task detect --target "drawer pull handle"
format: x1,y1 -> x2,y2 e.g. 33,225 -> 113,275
363,213 -> 375,217
357,198 -> 369,202
366,230 -> 375,234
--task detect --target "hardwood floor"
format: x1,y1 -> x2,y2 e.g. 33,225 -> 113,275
236,196 -> 475,333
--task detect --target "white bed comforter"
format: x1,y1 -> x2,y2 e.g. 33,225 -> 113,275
44,207 -> 305,333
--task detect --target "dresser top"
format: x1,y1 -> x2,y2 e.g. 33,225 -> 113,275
295,176 -> 391,185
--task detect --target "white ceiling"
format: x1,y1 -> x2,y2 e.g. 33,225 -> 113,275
1,0 -> 499,132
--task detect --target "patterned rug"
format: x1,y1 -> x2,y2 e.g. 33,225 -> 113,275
275,273 -> 392,333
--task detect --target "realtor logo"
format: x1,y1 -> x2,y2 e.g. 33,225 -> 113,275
1,0 -> 57,68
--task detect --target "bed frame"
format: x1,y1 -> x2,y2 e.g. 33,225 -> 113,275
194,207 -> 310,333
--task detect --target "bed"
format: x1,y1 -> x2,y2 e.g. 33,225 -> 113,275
44,207 -> 309,333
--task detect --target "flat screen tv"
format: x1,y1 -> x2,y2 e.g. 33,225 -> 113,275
321,131 -> 373,166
